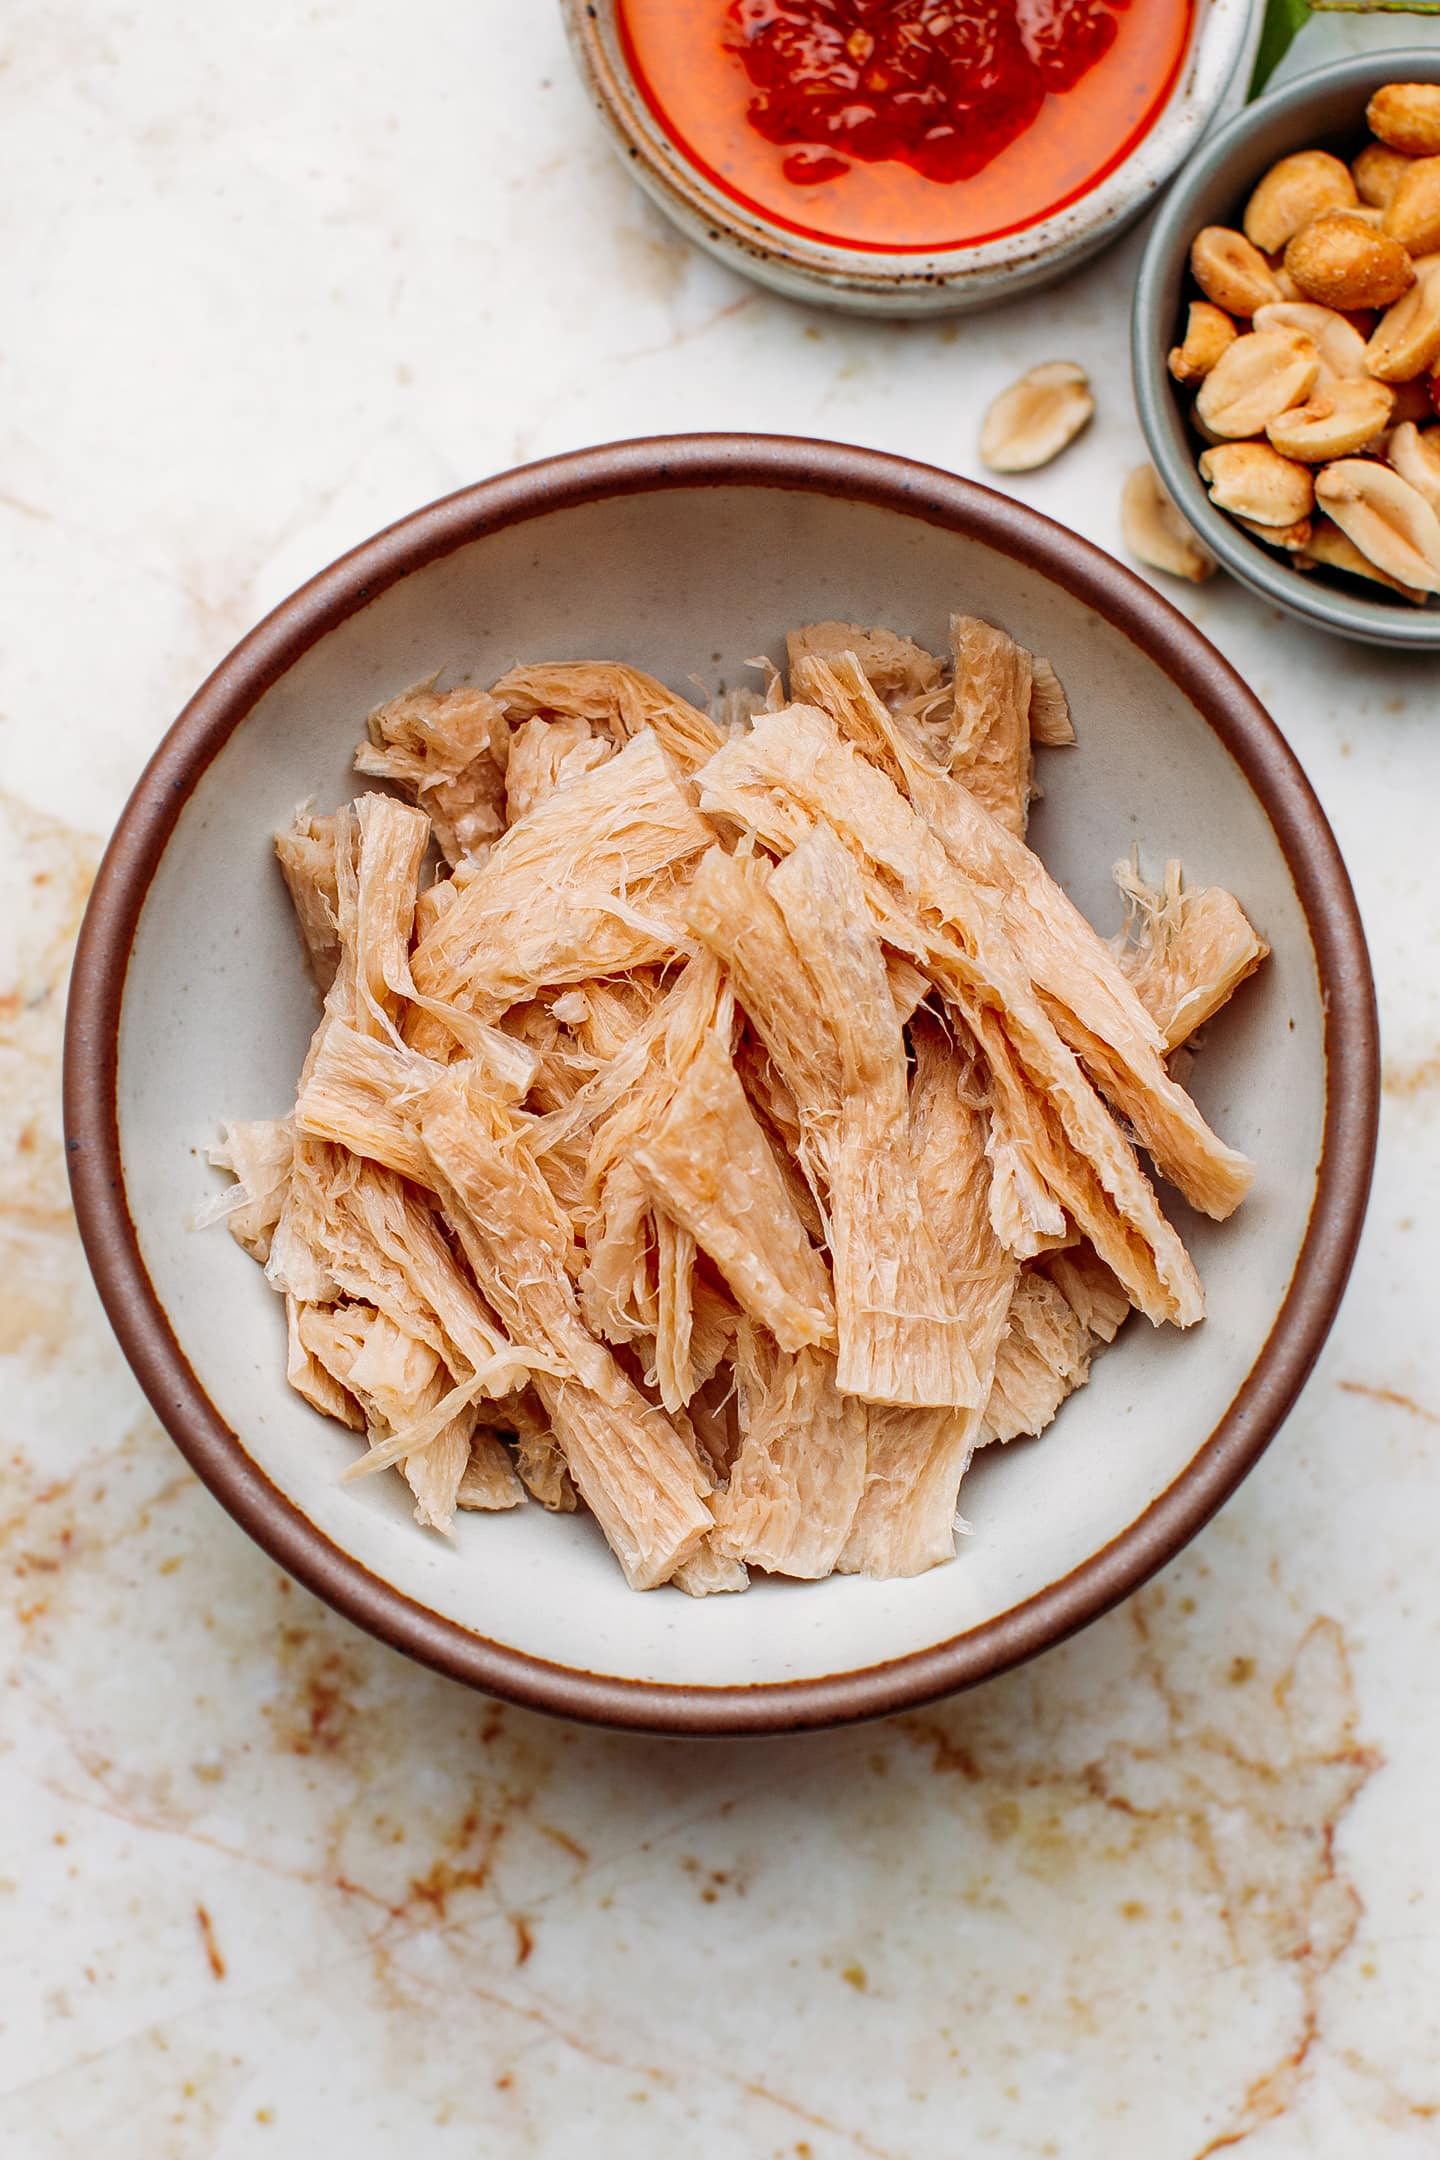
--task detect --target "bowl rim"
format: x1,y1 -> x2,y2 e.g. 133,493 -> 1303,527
63,431 -> 1379,1737
563,0 -> 1257,303
1132,45 -> 1440,651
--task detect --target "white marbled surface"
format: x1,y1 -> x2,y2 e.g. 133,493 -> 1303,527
4,5 -> 1440,2155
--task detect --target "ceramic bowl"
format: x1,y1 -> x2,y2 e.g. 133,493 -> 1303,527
563,0 -> 1258,316
1134,47 -> 1440,652
65,435 -> 1377,1735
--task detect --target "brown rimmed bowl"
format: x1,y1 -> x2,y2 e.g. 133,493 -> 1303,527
64,434 -> 1378,1736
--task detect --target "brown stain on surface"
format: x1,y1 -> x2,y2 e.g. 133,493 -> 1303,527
2,1427 -> 195,1636
1337,1378 -> 1440,1427
876,1594 -> 1382,2156
1383,1050 -> 1440,1097
405,1807 -> 508,1924
263,1631 -> 365,1759
0,792 -> 100,1365
194,1903 -> 226,1981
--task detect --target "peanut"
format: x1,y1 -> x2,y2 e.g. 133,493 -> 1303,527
1367,83 -> 1440,160
1198,443 -> 1315,527
1168,300 -> 1238,385
1264,378 -> 1394,461
1353,141 -> 1413,208
1194,329 -> 1319,439
1388,420 -> 1440,512
1235,514 -> 1313,551
1190,226 -> 1282,317
1119,464 -> 1216,583
1383,157 -> 1440,258
1243,150 -> 1356,253
979,361 -> 1095,472
1364,258 -> 1440,382
1285,213 -> 1415,310
1314,457 -> 1440,593
1252,301 -> 1368,383
1297,516 -> 1430,603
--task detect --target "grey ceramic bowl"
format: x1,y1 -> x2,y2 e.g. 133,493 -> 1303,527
566,0 -> 1257,317
65,437 -> 1377,1734
1134,48 -> 1440,652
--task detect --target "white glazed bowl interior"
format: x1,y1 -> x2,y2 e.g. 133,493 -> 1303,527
86,445 -> 1365,1727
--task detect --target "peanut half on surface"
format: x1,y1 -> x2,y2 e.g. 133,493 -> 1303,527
979,362 -> 1095,473
1163,82 -> 1440,609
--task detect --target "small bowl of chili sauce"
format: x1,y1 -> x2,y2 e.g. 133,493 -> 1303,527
563,0 -> 1259,315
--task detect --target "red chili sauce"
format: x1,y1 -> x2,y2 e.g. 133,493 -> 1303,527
617,0 -> 1195,253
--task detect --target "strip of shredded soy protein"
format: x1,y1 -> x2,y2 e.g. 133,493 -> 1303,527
295,1027 -> 447,1186
695,707 -> 1205,1326
269,796 -> 432,1295
767,826 -> 980,1409
417,1066 -> 713,1589
981,1272 -> 1095,1446
578,955 -> 731,1220
671,1545 -> 750,1596
409,731 -> 712,1025
332,1162 -> 527,1384
275,811 -> 344,991
1027,656 -> 1075,747
652,1215 -> 697,1414
473,1389 -> 577,1512
489,661 -> 724,773
336,1309 -> 524,1529
631,1026 -> 835,1357
684,847 -> 838,1197
354,681 -> 509,865
732,1027 -> 825,1242
710,1331 -> 867,1579
264,1125 -> 542,1421
574,956 -> 734,1357
946,615 -> 1035,837
505,713 -> 614,825
578,1159 -> 657,1351
976,1244 -> 1132,1451
838,1013 -> 1016,1576
1112,858 -> 1270,1053
786,621 -> 944,708
687,841 -> 978,1405
1044,1244 -> 1130,1345
201,1119 -> 294,1261
458,1428 -> 532,1512
287,1296 -> 366,1430
783,656 -> 1254,1223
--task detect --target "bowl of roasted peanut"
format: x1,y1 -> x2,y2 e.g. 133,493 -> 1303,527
1134,49 -> 1440,649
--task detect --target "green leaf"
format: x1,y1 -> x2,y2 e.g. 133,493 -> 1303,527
1249,0 -> 1315,99
1249,0 -> 1440,101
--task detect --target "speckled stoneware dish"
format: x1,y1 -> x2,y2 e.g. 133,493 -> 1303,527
1134,48 -> 1440,652
563,0 -> 1258,316
65,436 -> 1377,1736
